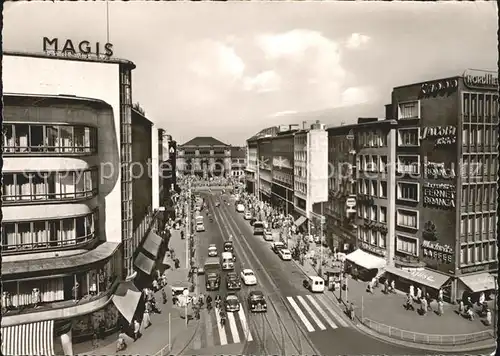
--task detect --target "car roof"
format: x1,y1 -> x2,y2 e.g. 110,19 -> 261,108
249,290 -> 264,296
242,269 -> 253,273
281,249 -> 291,253
226,294 -> 238,299
227,272 -> 237,277
208,245 -> 217,249
224,241 -> 233,245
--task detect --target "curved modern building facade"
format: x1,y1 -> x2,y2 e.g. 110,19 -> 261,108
1,52 -> 160,356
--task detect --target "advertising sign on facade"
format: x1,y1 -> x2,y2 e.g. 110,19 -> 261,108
420,126 -> 457,146
420,78 -> 458,96
424,161 -> 456,179
422,240 -> 453,263
346,197 -> 356,208
360,242 -> 386,257
463,69 -> 498,90
423,182 -> 456,209
43,37 -> 114,59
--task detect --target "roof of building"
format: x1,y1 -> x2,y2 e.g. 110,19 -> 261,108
327,118 -> 398,134
181,136 -> 229,147
4,50 -> 136,69
3,93 -> 112,110
231,146 -> 246,158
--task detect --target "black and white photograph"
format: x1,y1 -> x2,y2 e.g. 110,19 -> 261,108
1,1 -> 498,356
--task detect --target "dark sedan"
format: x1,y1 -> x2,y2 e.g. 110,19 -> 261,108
247,291 -> 267,313
226,272 -> 241,290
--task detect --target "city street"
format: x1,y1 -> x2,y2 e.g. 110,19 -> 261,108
181,191 -> 432,356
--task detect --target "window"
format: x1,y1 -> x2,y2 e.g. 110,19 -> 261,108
371,206 -> 377,221
460,216 -> 465,235
378,232 -> 386,248
363,205 -> 369,219
1,211 -> 98,252
380,206 -> 387,223
398,101 -> 420,120
370,180 -> 377,196
396,235 -> 418,256
370,230 -> 377,245
3,123 -> 97,154
397,182 -> 419,202
460,246 -> 466,265
398,128 -> 420,147
2,169 -> 98,203
397,209 -> 418,229
380,181 -> 387,198
397,155 -> 420,175
379,156 -> 388,173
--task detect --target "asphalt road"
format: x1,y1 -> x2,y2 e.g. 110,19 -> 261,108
188,192 -> 495,356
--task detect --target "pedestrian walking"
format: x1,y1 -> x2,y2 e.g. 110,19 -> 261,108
416,287 -> 422,301
409,284 -> 414,300
384,279 -> 389,294
405,293 -> 414,311
162,288 -> 167,304
133,319 -> 141,341
458,299 -> 464,314
390,280 -> 395,293
437,300 -> 444,316
143,308 -> 152,328
478,292 -> 485,307
425,292 -> 432,311
421,297 -> 428,315
485,309 -> 492,325
438,288 -> 443,302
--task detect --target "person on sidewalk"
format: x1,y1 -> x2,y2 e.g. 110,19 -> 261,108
437,299 -> 444,316
420,297 -> 428,315
133,319 -> 141,341
152,279 -> 159,293
409,284 -> 415,300
485,308 -> 492,325
162,289 -> 167,304
405,293 -> 414,311
384,279 -> 389,294
143,306 -> 152,328
416,286 -> 422,302
425,292 -> 432,311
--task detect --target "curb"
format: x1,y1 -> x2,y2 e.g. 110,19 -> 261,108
289,256 -> 495,353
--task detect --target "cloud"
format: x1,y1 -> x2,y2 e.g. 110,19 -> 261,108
270,110 -> 297,117
340,86 -> 371,107
345,33 -> 370,49
255,29 -> 351,110
188,40 -> 245,82
243,70 -> 281,92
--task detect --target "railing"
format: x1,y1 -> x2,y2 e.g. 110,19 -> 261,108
1,232 -> 98,254
360,317 -> 494,345
154,344 -> 171,356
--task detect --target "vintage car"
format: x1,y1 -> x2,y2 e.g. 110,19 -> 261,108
240,269 -> 257,286
278,248 -> 292,261
224,241 -> 234,252
271,241 -> 286,254
205,272 -> 221,291
247,291 -> 267,313
208,244 -> 218,257
226,272 -> 242,290
225,293 -> 241,312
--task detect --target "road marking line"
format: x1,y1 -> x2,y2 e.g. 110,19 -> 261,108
317,294 -> 349,328
227,312 -> 241,344
306,295 -> 338,329
286,296 -> 315,332
237,308 -> 253,341
297,295 -> 326,330
214,307 -> 228,345
205,309 -> 215,348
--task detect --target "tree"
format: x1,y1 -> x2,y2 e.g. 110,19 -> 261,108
133,102 -> 146,116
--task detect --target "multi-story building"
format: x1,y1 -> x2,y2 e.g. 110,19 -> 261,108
384,69 -> 498,302
176,136 -> 231,178
230,146 -> 247,180
1,52 -> 161,355
325,125 -> 357,253
293,121 -> 329,234
244,139 -> 259,194
271,130 -> 296,215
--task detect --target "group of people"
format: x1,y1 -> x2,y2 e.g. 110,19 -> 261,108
458,292 -> 492,324
404,285 -> 445,316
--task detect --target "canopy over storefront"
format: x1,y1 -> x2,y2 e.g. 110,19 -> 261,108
2,320 -> 54,356
385,266 -> 450,290
134,252 -> 155,275
112,281 -> 142,323
294,216 -> 307,227
459,273 -> 496,293
345,249 -> 386,270
142,231 -> 163,259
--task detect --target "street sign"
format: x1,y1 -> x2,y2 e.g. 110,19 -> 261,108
346,198 -> 356,208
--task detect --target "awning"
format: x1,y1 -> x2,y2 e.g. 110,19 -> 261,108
295,216 -> 307,227
385,266 -> 450,290
142,230 -> 163,258
134,252 -> 155,275
112,281 -> 142,323
459,273 -> 496,293
2,320 -> 54,356
345,249 -> 386,270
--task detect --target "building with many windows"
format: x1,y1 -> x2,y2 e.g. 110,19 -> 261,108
176,136 -> 232,178
230,146 -> 247,179
271,131 -> 296,215
383,69 -> 498,302
245,139 -> 259,194
1,52 -> 162,355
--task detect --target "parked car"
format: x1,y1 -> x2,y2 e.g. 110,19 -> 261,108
208,244 -> 218,257
271,241 -> 286,254
278,248 -> 292,261
264,230 -> 274,241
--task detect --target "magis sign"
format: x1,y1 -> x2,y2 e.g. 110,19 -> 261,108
43,37 -> 113,59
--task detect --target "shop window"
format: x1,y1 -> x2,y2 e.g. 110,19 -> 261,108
398,100 -> 420,120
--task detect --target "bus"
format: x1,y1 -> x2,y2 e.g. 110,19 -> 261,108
253,221 -> 265,235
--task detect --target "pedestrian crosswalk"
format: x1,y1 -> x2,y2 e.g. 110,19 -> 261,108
286,294 -> 349,332
192,307 -> 253,350
190,294 -> 349,350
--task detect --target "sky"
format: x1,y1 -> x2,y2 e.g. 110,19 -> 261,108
3,2 -> 498,146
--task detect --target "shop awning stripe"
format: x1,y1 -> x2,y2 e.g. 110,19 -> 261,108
1,320 -> 54,356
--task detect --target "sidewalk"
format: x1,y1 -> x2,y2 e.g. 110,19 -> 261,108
286,234 -> 496,352
73,229 -> 199,356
